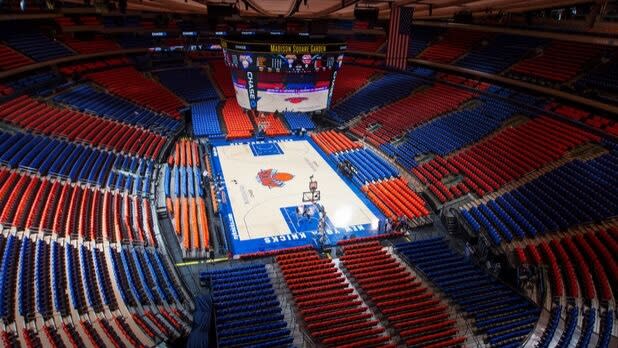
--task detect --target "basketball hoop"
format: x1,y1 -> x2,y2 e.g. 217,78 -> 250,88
303,175 -> 320,203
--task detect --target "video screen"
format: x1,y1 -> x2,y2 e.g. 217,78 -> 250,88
221,39 -> 345,112
231,69 -> 335,112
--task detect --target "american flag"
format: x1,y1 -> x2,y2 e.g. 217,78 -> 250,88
386,6 -> 413,70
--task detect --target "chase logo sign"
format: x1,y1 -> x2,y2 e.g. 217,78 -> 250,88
246,71 -> 258,109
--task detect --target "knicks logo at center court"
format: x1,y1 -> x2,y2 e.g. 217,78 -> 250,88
257,169 -> 294,188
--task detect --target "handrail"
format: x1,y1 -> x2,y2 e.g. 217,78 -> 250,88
410,20 -> 618,46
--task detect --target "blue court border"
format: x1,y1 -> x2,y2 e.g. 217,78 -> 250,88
250,142 -> 284,156
209,134 -> 386,256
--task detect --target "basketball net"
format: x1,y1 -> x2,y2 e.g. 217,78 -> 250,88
257,113 -> 270,133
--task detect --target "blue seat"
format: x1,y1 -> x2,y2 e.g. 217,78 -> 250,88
396,238 -> 539,347
283,112 -> 315,131
330,73 -> 427,123
538,305 -> 562,348
3,32 -> 74,62
156,68 -> 219,102
53,85 -> 181,134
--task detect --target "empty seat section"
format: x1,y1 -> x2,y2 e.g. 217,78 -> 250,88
251,112 -> 289,137
334,149 -> 397,185
352,82 -> 480,146
396,238 -> 540,347
331,65 -> 379,105
510,41 -> 602,82
0,43 -> 33,70
201,264 -> 293,348
0,169 -> 153,244
155,67 -> 219,102
192,100 -> 224,138
461,149 -> 618,245
575,59 -> 618,107
0,96 -> 165,159
164,139 -> 210,254
310,130 -> 361,155
382,96 -> 522,169
408,26 -> 444,57
346,35 -> 385,53
283,112 -> 315,131
276,250 -> 392,346
416,116 -> 600,203
2,71 -> 62,95
84,67 -> 185,119
330,73 -> 427,124
53,85 -> 181,134
221,99 -> 254,139
1,32 -> 75,62
418,29 -> 490,63
61,35 -> 121,54
208,60 -> 235,97
362,177 -> 430,223
456,34 -> 547,73
340,241 -> 465,347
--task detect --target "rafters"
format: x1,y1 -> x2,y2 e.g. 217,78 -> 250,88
62,0 -> 596,19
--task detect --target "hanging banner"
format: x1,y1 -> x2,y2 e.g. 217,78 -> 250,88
326,54 -> 343,108
246,70 -> 258,110
327,69 -> 338,109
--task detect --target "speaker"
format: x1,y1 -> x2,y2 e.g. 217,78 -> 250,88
207,3 -> 239,18
354,7 -> 379,23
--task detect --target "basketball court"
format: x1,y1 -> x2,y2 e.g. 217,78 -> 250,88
209,136 -> 384,255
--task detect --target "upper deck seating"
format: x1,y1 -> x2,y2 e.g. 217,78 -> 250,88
61,35 -> 121,55
455,34 -> 547,74
53,85 -> 182,134
330,73 -> 427,124
509,41 -> 602,83
0,44 -> 33,71
155,68 -> 220,102
1,32 -> 75,62
346,35 -> 385,53
84,67 -> 185,119
209,60 -> 235,98
408,26 -> 444,57
418,29 -> 491,64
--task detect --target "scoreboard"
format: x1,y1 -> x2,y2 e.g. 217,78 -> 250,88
221,36 -> 347,112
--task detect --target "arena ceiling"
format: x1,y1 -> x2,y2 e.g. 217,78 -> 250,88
115,0 -> 595,18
